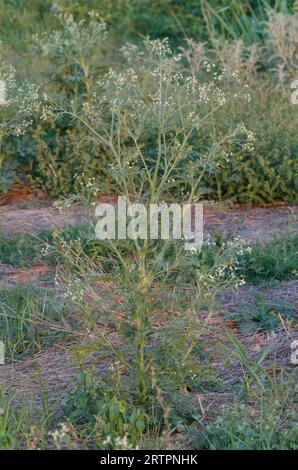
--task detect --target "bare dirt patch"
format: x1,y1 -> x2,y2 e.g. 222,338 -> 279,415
0,263 -> 54,288
0,200 -> 296,242
204,203 -> 297,243
0,346 -> 109,415
0,185 -> 53,208
0,205 -> 89,234
218,279 -> 298,314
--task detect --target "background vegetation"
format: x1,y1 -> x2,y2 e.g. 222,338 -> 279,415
0,0 -> 297,203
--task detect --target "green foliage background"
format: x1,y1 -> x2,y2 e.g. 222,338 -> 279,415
0,0 -> 297,203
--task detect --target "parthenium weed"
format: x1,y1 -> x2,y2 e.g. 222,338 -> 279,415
43,38 -> 254,435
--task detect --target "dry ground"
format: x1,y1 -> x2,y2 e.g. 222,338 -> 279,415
0,189 -> 297,417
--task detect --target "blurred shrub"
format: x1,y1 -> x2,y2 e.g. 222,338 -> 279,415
202,83 -> 298,203
7,13 -> 110,195
0,57 -> 40,192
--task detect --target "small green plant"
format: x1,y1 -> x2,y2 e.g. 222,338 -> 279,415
229,294 -> 297,333
0,225 -> 94,267
64,368 -> 150,449
0,386 -> 48,450
0,232 -> 46,267
239,232 -> 298,283
94,396 -> 149,450
0,286 -> 69,360
193,401 -> 298,450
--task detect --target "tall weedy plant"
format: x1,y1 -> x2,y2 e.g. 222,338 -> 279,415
44,33 -> 252,434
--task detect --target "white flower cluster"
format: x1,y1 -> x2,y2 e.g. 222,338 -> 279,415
53,198 -> 72,214
35,13 -> 107,59
63,282 -> 83,303
102,434 -> 137,450
234,122 -> 255,152
40,242 -> 52,257
73,173 -> 99,200
0,59 -> 40,136
196,236 -> 252,289
49,422 -> 72,448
